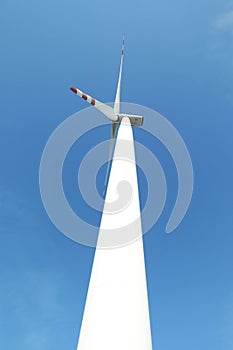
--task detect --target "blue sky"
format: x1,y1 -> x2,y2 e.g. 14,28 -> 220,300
0,0 -> 233,349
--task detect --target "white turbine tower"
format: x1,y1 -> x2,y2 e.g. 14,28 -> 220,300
70,36 -> 153,350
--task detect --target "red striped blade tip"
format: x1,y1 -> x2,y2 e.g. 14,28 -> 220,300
70,87 -> 78,94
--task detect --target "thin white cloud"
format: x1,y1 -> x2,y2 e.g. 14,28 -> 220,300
215,10 -> 233,33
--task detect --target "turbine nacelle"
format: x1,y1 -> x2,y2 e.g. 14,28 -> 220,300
116,114 -> 144,127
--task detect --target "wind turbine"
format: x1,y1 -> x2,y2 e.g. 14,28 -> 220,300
70,36 -> 153,350
70,35 -> 143,191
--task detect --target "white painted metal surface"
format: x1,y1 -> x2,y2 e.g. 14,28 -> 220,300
70,86 -> 118,122
76,117 -> 153,350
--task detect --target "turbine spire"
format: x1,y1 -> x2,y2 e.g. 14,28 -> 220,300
114,34 -> 125,115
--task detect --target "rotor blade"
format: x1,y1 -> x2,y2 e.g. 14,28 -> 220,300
114,34 -> 125,116
70,87 -> 117,122
103,123 -> 118,196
